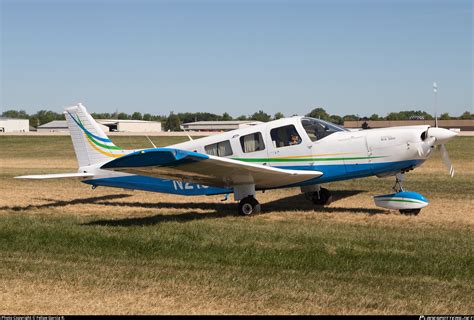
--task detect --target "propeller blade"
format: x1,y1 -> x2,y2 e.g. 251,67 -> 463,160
439,144 -> 454,177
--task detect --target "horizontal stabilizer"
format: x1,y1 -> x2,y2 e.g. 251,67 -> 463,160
15,172 -> 94,180
101,148 -> 323,189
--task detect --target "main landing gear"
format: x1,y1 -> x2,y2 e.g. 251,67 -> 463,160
238,196 -> 261,216
234,184 -> 261,216
302,185 -> 333,206
311,188 -> 333,206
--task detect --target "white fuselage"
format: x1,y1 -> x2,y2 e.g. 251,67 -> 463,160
82,116 -> 441,195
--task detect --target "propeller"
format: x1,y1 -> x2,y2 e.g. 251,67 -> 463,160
420,127 -> 457,177
439,144 -> 454,177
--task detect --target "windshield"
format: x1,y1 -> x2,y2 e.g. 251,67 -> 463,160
301,117 -> 348,142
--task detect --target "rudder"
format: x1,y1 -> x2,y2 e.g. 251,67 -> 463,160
64,103 -> 129,167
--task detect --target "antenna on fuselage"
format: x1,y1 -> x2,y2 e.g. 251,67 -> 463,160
145,136 -> 157,148
183,128 -> 193,141
433,82 -> 438,127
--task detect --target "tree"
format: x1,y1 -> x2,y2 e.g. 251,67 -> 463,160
460,111 -> 472,119
165,112 -> 181,131
131,112 -> 143,120
236,115 -> 248,120
33,110 -> 64,125
343,114 -> 359,121
1,110 -> 29,119
306,107 -> 330,121
91,112 -> 112,119
386,110 -> 433,120
143,113 -> 152,121
329,115 -> 343,125
221,112 -> 232,121
439,113 -> 450,120
117,112 -> 130,120
250,110 -> 271,122
369,113 -> 380,121
273,112 -> 285,120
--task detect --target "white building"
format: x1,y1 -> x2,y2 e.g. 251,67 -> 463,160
37,119 -> 161,133
181,120 -> 262,132
37,120 -> 109,133
98,119 -> 162,132
0,118 -> 29,132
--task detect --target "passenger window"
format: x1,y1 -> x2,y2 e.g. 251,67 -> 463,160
240,132 -> 265,153
204,140 -> 233,157
270,125 -> 302,148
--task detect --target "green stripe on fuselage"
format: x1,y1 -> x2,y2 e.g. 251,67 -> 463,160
231,156 -> 386,163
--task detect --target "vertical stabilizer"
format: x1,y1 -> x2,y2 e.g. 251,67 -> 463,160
64,103 -> 129,167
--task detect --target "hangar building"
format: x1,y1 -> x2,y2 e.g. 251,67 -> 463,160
38,119 -> 162,133
181,120 -> 262,132
0,118 -> 30,132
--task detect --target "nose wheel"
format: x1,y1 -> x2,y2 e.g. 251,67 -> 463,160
238,196 -> 261,216
399,209 -> 421,216
393,173 -> 405,192
391,173 -> 424,216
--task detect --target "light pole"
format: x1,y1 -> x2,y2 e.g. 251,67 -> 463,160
433,82 -> 438,127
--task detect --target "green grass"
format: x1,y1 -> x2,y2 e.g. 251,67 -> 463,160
1,214 -> 471,280
0,213 -> 472,313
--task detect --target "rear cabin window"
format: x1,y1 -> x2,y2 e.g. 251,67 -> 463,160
204,140 -> 233,157
240,132 -> 265,153
270,125 -> 302,148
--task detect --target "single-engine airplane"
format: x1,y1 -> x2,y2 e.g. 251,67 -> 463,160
16,104 -> 457,216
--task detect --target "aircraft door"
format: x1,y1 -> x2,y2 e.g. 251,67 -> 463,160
338,132 -> 372,177
265,122 -> 310,169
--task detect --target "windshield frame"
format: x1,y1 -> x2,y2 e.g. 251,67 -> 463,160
301,117 -> 348,142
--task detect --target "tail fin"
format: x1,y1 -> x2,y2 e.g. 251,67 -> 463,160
65,103 -> 129,167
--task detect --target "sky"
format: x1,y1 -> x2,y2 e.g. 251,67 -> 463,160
1,0 -> 472,117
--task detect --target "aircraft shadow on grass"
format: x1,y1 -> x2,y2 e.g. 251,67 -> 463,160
0,190 -> 387,226
84,189 -> 388,227
0,194 -> 133,212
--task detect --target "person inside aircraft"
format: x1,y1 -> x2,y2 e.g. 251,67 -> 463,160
271,125 -> 302,147
289,133 -> 301,145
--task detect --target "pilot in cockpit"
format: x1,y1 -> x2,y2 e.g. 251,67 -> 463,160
289,133 -> 301,145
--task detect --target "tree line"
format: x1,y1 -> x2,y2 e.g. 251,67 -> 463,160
1,107 -> 472,131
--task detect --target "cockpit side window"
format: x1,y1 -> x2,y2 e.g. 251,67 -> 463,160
301,117 -> 347,142
270,125 -> 302,148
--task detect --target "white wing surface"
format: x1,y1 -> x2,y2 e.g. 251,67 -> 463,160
101,148 -> 322,189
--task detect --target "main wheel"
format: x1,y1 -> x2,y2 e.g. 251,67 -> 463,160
312,188 -> 333,206
238,196 -> 261,216
399,209 -> 421,216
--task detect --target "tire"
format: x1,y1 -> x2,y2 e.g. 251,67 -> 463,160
399,209 -> 421,216
312,188 -> 333,206
238,196 -> 261,216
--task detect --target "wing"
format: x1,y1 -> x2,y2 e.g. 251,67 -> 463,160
101,148 -> 322,189
15,172 -> 95,179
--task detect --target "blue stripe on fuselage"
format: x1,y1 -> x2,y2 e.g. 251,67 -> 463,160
280,159 -> 424,185
83,175 -> 230,196
84,159 -> 424,196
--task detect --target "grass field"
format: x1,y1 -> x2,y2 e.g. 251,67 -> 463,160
0,135 -> 473,314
